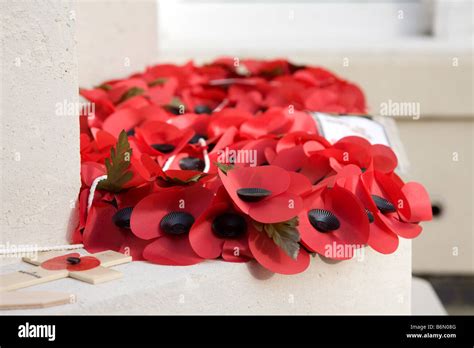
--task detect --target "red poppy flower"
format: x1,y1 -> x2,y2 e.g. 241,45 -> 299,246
41,253 -> 100,272
139,153 -> 213,187
130,186 -> 214,265
82,185 -> 154,259
334,169 -> 432,254
240,107 -> 317,139
142,62 -> 202,90
80,130 -> 117,163
228,84 -> 263,113
79,88 -> 115,124
363,170 -> 431,237
189,188 -> 253,262
247,225 -> 311,275
264,76 -> 306,109
304,81 -> 366,114
219,165 -> 307,223
329,136 -> 398,174
134,121 -> 194,159
147,77 -> 179,106
298,185 -> 369,260
106,78 -> 149,105
207,108 -> 253,139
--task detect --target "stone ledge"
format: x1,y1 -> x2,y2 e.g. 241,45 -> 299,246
0,240 -> 411,315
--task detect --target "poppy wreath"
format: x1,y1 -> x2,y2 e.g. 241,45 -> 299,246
75,58 -> 432,275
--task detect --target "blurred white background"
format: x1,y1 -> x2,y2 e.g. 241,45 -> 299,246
157,0 -> 472,58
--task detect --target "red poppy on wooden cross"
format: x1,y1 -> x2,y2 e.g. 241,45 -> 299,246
0,250 -> 132,292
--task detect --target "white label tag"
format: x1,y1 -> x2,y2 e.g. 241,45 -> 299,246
312,112 -> 391,146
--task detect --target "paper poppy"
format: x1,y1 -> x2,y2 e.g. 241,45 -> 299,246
361,171 -> 431,249
41,253 -> 101,272
130,185 -> 214,265
134,121 -> 194,159
247,224 -> 311,275
298,185 -> 369,260
219,165 -> 304,223
189,188 -> 253,262
82,185 -> 154,260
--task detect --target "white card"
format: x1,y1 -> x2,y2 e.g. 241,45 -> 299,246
311,112 -> 410,174
312,112 -> 390,146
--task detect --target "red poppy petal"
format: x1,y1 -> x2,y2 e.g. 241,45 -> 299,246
219,165 -> 290,214
93,130 -> 117,151
300,154 -> 332,184
367,217 -> 400,254
83,203 -> 126,253
143,235 -> 203,266
323,185 -> 369,248
81,162 -> 106,187
287,111 -> 318,134
240,108 -> 292,138
270,145 -> 307,172
249,192 -> 302,223
222,237 -> 253,262
41,253 -> 81,270
102,108 -> 142,137
379,214 -> 423,239
287,172 -> 312,196
140,153 -> 165,180
303,140 -> 326,156
189,203 -> 227,259
241,137 -> 278,166
401,182 -> 432,222
371,144 -> 398,173
119,233 -> 149,261
248,226 -> 310,275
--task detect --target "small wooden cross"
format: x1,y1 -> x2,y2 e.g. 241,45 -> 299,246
0,250 -> 132,292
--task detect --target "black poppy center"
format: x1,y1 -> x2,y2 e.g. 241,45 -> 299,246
212,213 -> 247,239
151,143 -> 175,153
236,188 -> 272,202
179,157 -> 205,171
194,105 -> 213,115
67,257 -> 81,265
188,134 -> 208,144
308,209 -> 340,233
160,212 -> 195,235
371,195 -> 396,214
365,209 -> 375,223
112,207 -> 133,229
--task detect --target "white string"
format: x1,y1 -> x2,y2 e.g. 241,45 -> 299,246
162,138 -> 210,173
162,154 -> 176,172
87,174 -> 108,212
0,244 -> 84,255
213,98 -> 229,112
199,138 -> 210,173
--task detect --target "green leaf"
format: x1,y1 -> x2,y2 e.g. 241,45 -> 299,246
157,172 -> 208,186
261,66 -> 284,78
164,97 -> 185,114
97,130 -> 133,192
97,83 -> 112,91
117,87 -> 145,104
148,77 -> 168,87
214,162 -> 234,175
252,217 -> 301,260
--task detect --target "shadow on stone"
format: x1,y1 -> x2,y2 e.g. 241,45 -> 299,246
246,260 -> 275,280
